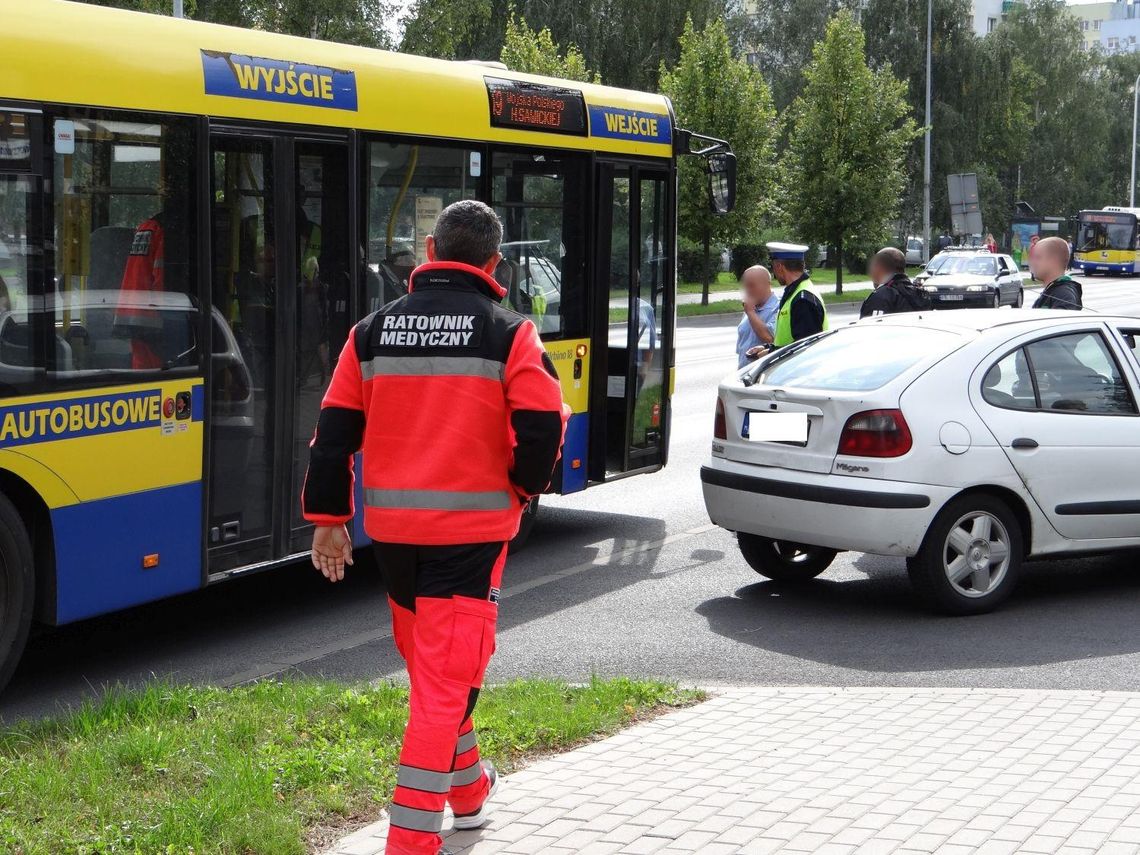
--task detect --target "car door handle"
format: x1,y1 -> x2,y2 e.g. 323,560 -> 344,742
1011,437 -> 1038,449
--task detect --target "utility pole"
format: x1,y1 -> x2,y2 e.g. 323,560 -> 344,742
922,0 -> 933,262
173,0 -> 184,17
1131,73 -> 1140,207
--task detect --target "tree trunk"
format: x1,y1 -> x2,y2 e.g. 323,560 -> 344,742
702,234 -> 711,306
835,237 -> 844,296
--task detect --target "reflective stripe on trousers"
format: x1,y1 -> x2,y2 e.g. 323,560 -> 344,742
365,488 -> 515,512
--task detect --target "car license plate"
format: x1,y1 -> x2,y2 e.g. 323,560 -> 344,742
743,411 -> 808,444
940,294 -> 965,301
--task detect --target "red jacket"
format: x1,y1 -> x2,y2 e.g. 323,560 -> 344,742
115,216 -> 165,369
302,261 -> 568,545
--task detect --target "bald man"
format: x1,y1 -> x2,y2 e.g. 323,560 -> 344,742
737,265 -> 780,367
1031,236 -> 1083,310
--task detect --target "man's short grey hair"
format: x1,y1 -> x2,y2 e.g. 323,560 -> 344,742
431,200 -> 503,267
874,247 -> 907,275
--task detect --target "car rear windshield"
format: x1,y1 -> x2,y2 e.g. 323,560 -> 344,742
755,325 -> 962,392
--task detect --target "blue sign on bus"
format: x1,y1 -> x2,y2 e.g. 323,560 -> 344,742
588,105 -> 671,144
201,50 -> 358,111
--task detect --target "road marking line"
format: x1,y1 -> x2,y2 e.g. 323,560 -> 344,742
220,523 -> 721,686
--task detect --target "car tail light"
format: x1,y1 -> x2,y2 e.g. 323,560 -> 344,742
838,409 -> 912,458
714,398 -> 727,440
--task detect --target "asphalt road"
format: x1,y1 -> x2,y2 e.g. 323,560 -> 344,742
3,274 -> 1138,720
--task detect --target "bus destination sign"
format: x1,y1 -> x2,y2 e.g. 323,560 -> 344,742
485,77 -> 587,136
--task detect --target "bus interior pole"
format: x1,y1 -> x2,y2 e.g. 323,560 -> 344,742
923,0 -> 932,262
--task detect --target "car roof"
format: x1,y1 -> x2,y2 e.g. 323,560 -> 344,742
851,308 -> 1132,334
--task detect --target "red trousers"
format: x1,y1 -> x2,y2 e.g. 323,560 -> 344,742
375,541 -> 507,855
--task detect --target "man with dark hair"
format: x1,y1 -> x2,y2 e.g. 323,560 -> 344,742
303,198 -> 569,855
766,242 -> 828,348
1031,236 -> 1083,310
860,247 -> 931,317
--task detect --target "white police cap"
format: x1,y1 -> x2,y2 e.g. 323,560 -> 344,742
766,242 -> 809,261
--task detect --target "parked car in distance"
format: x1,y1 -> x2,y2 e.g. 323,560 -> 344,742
904,236 -> 924,266
913,249 -> 1024,308
701,310 -> 1140,615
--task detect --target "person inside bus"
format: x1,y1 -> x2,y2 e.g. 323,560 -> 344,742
114,211 -> 166,369
1031,236 -> 1083,310
303,200 -> 568,855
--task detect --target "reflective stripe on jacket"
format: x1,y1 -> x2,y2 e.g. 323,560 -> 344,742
302,261 -> 569,545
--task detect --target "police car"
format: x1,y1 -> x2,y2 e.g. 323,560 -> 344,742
914,248 -> 1025,309
701,310 -> 1140,615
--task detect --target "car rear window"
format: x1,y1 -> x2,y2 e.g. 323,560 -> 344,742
755,325 -> 962,392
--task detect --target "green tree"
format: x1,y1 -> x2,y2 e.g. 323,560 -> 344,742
780,10 -> 920,292
402,0 -> 725,89
660,16 -> 776,304
500,13 -> 599,82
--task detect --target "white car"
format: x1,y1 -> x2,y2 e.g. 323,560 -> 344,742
701,310 -> 1140,615
915,250 -> 1024,308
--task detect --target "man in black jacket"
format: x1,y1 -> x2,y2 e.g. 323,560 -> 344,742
859,247 -> 931,318
1032,236 -> 1083,310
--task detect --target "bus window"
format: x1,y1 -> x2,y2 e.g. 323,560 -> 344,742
50,112 -> 197,376
0,175 -> 43,391
1077,218 -> 1135,252
364,142 -> 477,312
632,175 -> 667,452
491,152 -> 587,339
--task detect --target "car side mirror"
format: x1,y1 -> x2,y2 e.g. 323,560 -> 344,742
707,153 -> 736,215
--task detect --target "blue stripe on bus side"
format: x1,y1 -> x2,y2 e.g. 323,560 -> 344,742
559,413 -> 588,495
51,482 -> 203,624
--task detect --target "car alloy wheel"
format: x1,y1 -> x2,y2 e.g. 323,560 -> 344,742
992,290 -> 1001,309
907,493 -> 1023,615
942,511 -> 1011,598
737,533 -> 837,582
1015,288 -> 1024,308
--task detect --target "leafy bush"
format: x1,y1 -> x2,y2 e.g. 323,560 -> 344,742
677,239 -> 720,284
730,243 -> 767,279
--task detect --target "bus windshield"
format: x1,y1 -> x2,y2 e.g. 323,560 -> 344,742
1077,215 -> 1136,252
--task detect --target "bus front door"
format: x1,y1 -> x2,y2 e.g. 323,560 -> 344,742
594,164 -> 672,479
206,131 -> 352,575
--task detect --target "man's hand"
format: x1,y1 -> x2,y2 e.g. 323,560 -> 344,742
746,345 -> 769,360
742,298 -> 757,315
312,524 -> 353,582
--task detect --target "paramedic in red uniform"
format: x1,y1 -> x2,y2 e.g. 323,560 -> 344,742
115,214 -> 166,369
302,200 -> 568,855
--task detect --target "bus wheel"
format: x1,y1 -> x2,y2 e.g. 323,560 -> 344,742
0,493 -> 34,695
509,497 -> 540,555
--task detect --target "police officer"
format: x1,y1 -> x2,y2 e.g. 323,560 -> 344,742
767,242 -> 828,347
1031,236 -> 1083,310
860,247 -> 931,317
303,200 -> 569,855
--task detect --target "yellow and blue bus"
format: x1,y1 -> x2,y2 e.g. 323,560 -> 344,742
1073,207 -> 1140,275
0,0 -> 733,690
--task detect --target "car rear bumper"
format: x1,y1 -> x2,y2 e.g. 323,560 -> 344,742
700,460 -> 954,557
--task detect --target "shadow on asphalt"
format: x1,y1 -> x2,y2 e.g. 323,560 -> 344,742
695,549 -> 1140,674
1,505 -> 668,720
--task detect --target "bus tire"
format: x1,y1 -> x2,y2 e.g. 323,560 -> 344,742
0,492 -> 34,695
509,497 -> 539,555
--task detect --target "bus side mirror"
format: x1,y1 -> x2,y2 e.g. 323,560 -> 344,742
708,152 -> 736,215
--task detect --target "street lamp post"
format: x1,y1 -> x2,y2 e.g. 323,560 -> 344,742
922,0 -> 933,261
1131,73 -> 1140,208
173,0 -> 184,17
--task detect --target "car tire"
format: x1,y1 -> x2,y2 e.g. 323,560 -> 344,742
508,496 -> 539,554
737,533 -> 837,582
1015,288 -> 1024,308
992,290 -> 1001,309
907,494 -> 1022,616
0,492 -> 34,695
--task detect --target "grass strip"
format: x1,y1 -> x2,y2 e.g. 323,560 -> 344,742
0,677 -> 700,855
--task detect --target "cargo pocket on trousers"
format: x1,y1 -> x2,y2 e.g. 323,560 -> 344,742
443,596 -> 498,688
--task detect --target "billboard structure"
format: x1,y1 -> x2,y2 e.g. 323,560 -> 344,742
947,173 -> 984,238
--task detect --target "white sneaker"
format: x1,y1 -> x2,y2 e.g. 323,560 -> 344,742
451,762 -> 501,830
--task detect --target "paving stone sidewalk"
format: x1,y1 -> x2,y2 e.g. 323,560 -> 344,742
327,687 -> 1140,855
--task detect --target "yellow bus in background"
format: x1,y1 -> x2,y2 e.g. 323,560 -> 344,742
0,0 -> 734,691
